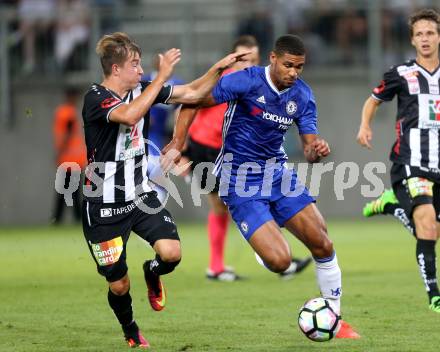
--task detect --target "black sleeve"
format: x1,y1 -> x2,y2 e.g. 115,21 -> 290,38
371,66 -> 401,102
82,85 -> 123,124
140,81 -> 173,104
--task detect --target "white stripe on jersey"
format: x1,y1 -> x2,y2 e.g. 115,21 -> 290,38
103,162 -> 117,203
214,101 -> 237,176
409,128 -> 421,167
141,155 -> 152,193
124,158 -> 135,201
429,129 -> 439,169
417,68 -> 440,95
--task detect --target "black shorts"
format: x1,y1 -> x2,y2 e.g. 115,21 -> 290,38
390,163 -> 440,219
184,137 -> 221,193
82,191 -> 179,282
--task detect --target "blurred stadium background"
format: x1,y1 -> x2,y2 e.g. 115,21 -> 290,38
0,0 -> 439,225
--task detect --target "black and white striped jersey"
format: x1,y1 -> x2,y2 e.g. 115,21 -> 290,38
82,81 -> 172,203
372,59 -> 440,171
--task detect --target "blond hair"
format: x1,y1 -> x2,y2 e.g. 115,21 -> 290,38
96,32 -> 142,76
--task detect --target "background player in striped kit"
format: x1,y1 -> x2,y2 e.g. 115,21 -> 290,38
358,9 -> 440,313
81,32 -> 249,348
180,35 -> 312,281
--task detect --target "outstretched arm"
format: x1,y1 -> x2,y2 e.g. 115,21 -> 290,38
109,49 -> 181,126
357,96 -> 382,149
300,134 -> 330,163
168,51 -> 250,105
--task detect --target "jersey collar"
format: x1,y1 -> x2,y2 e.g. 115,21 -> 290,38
98,83 -> 132,102
265,66 -> 290,95
415,60 -> 440,77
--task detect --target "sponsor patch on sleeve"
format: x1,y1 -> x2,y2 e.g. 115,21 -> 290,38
91,236 -> 123,266
373,80 -> 385,95
101,97 -> 121,109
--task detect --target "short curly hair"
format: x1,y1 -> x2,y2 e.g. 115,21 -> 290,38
408,9 -> 440,37
273,35 -> 305,56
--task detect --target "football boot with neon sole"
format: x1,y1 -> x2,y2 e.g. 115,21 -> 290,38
125,330 -> 150,349
123,322 -> 150,349
143,261 -> 166,311
336,320 -> 361,339
429,296 -> 440,313
363,189 -> 398,217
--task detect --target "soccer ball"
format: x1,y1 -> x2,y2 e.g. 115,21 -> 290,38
298,297 -> 341,342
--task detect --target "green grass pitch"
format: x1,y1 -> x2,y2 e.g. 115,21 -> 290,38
1,219 -> 439,351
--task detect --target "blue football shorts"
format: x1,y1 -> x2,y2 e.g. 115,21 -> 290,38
222,172 -> 315,240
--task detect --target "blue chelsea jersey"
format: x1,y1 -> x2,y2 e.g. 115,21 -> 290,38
212,65 -> 318,187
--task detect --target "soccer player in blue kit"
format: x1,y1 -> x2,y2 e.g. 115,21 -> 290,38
163,35 -> 359,338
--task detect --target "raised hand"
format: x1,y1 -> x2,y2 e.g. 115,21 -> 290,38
157,48 -> 181,81
215,50 -> 253,71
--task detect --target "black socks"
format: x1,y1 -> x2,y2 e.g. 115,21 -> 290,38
107,289 -> 134,328
416,239 -> 440,301
384,204 -> 416,236
144,254 -> 181,277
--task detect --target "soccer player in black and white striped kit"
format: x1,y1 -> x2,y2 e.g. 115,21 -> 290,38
81,32 -> 248,348
358,9 -> 440,313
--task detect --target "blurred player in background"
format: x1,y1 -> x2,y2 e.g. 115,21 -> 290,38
142,54 -> 184,201
181,35 -> 311,281
358,9 -> 440,313
81,32 -> 248,348
52,86 -> 87,224
143,54 -> 184,152
164,34 -> 359,338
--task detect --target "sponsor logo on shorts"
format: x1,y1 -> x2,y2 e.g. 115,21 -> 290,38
100,208 -> 112,217
102,193 -> 150,217
90,237 -> 123,266
407,177 -> 433,198
240,221 -> 249,234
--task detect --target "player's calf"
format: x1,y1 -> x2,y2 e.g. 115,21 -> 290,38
309,234 -> 334,260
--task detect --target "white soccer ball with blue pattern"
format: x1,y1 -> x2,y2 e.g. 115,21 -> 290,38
298,297 -> 341,342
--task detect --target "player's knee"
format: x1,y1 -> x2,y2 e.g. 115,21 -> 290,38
265,254 -> 291,273
159,246 -> 181,263
416,221 -> 437,239
109,277 -> 130,296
